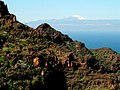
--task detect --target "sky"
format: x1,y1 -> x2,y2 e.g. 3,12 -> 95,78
3,0 -> 120,22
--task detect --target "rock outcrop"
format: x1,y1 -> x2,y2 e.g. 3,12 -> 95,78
0,0 -> 9,17
36,23 -> 73,44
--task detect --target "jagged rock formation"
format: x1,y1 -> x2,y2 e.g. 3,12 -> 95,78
0,0 -> 9,17
0,1 -> 120,90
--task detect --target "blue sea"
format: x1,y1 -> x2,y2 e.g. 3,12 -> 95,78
52,22 -> 120,53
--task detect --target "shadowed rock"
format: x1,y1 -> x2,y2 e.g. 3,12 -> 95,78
36,23 -> 73,44
0,0 -> 9,17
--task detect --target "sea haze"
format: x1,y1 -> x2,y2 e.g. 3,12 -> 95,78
26,19 -> 120,53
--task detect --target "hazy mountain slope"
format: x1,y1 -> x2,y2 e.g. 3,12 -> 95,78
26,17 -> 120,28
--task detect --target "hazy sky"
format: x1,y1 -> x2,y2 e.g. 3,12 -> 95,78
3,0 -> 120,22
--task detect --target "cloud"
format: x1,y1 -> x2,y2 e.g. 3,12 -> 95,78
72,15 -> 85,20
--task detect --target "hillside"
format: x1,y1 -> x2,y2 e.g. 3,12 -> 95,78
0,1 -> 120,90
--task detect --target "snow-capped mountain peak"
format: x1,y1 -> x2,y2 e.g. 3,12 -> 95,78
71,15 -> 85,20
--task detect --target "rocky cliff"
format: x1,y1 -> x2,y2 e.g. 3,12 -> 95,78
0,1 -> 120,90
0,0 -> 9,17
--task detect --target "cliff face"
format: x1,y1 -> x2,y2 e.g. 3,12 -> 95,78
0,1 -> 120,90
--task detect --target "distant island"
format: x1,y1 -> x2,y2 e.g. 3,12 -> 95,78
0,1 -> 120,90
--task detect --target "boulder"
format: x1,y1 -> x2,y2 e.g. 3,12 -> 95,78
33,57 -> 40,67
